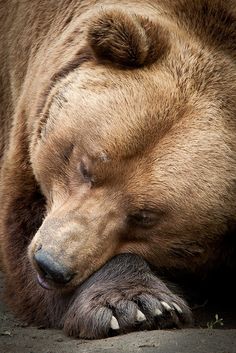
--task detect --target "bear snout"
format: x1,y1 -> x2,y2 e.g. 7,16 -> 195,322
33,248 -> 75,289
28,193 -> 125,289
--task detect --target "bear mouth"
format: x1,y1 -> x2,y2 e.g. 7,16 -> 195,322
36,273 -> 67,291
36,273 -> 54,290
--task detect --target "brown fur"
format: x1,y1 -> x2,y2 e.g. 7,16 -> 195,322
0,0 -> 235,339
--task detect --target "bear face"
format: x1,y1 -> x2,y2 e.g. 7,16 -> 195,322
26,9 -> 236,291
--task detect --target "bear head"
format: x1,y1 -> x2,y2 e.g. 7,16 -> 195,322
27,9 -> 236,290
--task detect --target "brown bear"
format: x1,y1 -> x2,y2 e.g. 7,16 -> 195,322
0,0 -> 235,339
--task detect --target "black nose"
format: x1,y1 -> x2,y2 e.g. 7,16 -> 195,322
34,249 -> 74,284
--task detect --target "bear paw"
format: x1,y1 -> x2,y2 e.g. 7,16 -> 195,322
63,254 -> 192,339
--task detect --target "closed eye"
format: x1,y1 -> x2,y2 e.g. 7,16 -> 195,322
128,210 -> 158,228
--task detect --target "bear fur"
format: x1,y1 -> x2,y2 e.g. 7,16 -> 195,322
0,0 -> 235,338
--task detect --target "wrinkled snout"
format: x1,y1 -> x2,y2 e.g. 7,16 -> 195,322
28,195 -> 124,290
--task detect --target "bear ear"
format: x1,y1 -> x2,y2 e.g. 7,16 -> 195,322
87,10 -> 170,67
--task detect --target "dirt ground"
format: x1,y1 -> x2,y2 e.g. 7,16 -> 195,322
0,272 -> 236,353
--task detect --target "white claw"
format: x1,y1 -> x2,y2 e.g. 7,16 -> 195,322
110,316 -> 120,330
161,301 -> 172,311
172,302 -> 183,314
136,309 -> 146,322
154,308 -> 163,316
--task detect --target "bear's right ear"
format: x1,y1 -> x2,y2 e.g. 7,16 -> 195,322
87,9 -> 170,68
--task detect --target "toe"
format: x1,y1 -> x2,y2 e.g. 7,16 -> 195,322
135,293 -> 163,319
64,305 -> 114,339
111,300 -> 138,331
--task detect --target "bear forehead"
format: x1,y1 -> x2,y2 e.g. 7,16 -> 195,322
48,64 -> 193,159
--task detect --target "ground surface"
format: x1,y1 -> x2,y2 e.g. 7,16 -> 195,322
0,273 -> 236,353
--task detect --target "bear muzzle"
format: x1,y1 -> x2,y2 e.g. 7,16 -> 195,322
28,197 -> 124,290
